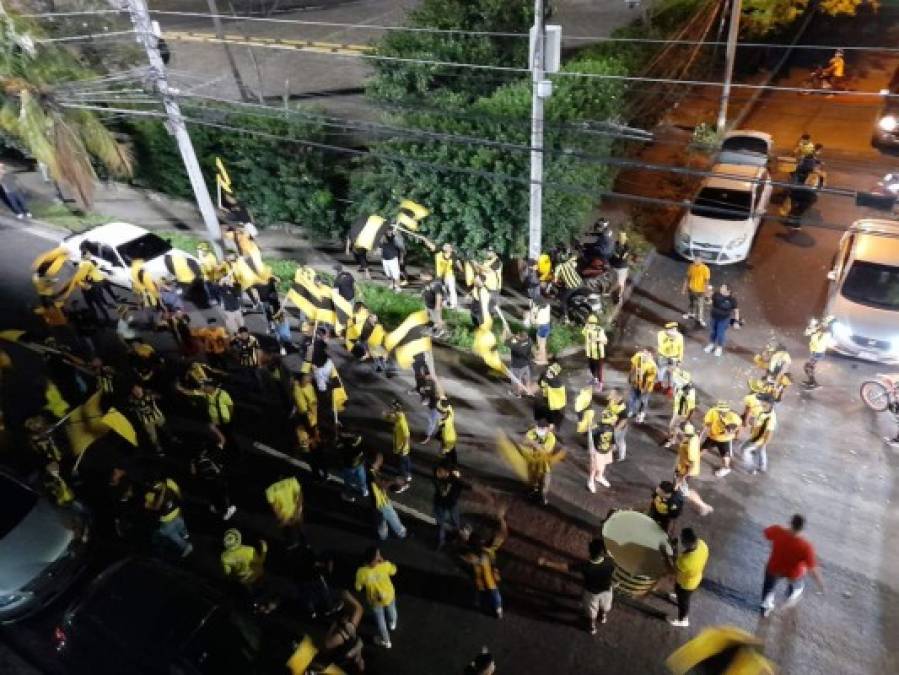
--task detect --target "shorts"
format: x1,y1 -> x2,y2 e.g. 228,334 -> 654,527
582,589 -> 613,619
536,324 -> 551,339
706,438 -> 733,458
382,257 -> 401,280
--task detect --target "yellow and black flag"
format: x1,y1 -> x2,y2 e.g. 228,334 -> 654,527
666,626 -> 775,675
285,267 -> 320,320
65,391 -> 137,457
330,287 -> 352,335
215,157 -> 233,197
32,247 -> 69,277
349,214 -> 387,252
384,309 -> 431,369
395,199 -> 430,232
472,324 -> 506,375
163,252 -> 202,285
233,255 -> 272,288
315,280 -> 337,326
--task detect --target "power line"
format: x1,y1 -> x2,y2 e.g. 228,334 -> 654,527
158,31 -> 899,99
58,101 -> 869,233
34,29 -> 136,43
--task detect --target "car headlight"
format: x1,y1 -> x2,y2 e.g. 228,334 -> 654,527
878,115 -> 898,132
726,234 -> 748,249
831,320 -> 851,342
0,592 -> 34,610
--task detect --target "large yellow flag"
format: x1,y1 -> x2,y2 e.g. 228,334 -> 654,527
496,432 -> 529,483
472,325 -> 506,375
65,392 -> 137,456
384,310 -> 431,369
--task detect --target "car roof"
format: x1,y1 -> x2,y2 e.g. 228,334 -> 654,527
851,219 -> 899,265
79,222 -> 151,247
70,558 -> 221,654
723,129 -> 772,143
703,163 -> 764,191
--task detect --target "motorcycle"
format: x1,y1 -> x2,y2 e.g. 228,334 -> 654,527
860,373 -> 899,412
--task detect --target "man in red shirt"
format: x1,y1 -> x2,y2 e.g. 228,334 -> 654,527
761,514 -> 824,617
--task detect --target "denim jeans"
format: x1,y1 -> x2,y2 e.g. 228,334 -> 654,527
478,588 -> 502,615
342,464 -> 368,497
742,441 -> 768,472
376,504 -> 407,540
710,317 -> 730,347
628,387 -> 650,417
370,601 -> 397,643
426,407 -> 440,438
397,454 -> 412,481
434,503 -> 461,547
155,515 -> 190,555
762,572 -> 804,605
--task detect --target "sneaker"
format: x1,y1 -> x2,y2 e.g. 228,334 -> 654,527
668,618 -> 689,627
715,467 -> 731,478
682,313 -> 692,320
341,493 -> 357,503
663,440 -> 673,448
698,319 -> 707,328
668,592 -> 678,603
784,586 -> 804,606
589,622 -> 597,635
703,343 -> 715,353
223,505 -> 237,521
16,213 -> 24,219
714,346 -> 723,357
25,212 -> 32,218
181,543 -> 194,558
760,599 -> 775,617
884,437 -> 899,447
373,636 -> 392,649
597,477 -> 610,488
600,613 -> 607,624
496,607 -> 503,619
388,618 -> 397,631
587,480 -> 596,494
636,412 -> 645,424
394,482 -> 411,494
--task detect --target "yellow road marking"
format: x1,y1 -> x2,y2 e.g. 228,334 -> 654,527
166,30 -> 372,56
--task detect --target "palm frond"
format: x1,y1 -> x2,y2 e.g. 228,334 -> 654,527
69,108 -> 133,178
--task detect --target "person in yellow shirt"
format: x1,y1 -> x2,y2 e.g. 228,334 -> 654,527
674,422 -> 713,516
538,358 -> 567,430
480,246 -> 503,294
681,260 -> 711,327
144,477 -> 192,558
701,401 -> 742,478
628,347 -> 657,424
265,475 -> 304,549
665,368 -> 695,447
582,314 -> 607,390
657,322 -> 685,394
384,399 -> 412,487
663,528 -> 709,627
354,546 -> 398,649
802,316 -> 834,389
196,241 -> 222,305
221,528 -> 267,587
822,48 -> 845,88
434,243 -> 462,309
741,397 -> 777,475
520,419 -> 564,505
436,398 -> 458,465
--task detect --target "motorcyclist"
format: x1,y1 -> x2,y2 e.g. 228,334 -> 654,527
821,49 -> 845,89
581,218 -> 614,264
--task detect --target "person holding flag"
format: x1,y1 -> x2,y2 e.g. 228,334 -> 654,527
519,419 -> 565,506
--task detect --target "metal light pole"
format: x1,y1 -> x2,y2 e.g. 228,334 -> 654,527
717,0 -> 743,133
528,0 -> 547,261
115,0 -> 224,255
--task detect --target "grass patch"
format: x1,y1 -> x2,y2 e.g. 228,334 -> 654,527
31,201 -> 115,232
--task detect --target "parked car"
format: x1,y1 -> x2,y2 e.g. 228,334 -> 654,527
674,163 -> 773,265
825,219 -> 899,364
872,65 -> 899,149
717,130 -> 772,167
61,222 -> 197,289
0,470 -> 89,623
55,558 -> 293,674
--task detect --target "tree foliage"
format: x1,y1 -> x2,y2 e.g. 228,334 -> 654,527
127,107 -> 338,234
741,0 -> 878,37
0,8 -> 132,205
367,0 -> 536,103
351,55 -> 627,257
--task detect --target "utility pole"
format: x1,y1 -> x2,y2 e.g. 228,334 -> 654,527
528,0 -> 546,261
717,0 -> 743,134
115,0 -> 223,255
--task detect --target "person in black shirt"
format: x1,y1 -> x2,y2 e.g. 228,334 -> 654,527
508,330 -> 533,398
422,279 -> 446,337
418,372 -> 440,443
333,265 -> 355,302
432,461 -> 465,550
539,538 -> 616,633
219,279 -> 245,335
380,231 -> 401,291
523,258 -> 541,302
649,480 -> 684,536
608,231 -> 632,302
705,283 -> 741,357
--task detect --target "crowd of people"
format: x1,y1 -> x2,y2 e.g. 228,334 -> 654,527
0,200 -> 838,674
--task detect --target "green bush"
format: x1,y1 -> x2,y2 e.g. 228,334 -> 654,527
127,107 -> 339,236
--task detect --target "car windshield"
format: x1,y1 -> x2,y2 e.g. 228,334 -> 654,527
117,233 -> 171,264
691,187 -> 752,220
722,136 -> 768,155
0,476 -> 37,538
841,260 -> 899,310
